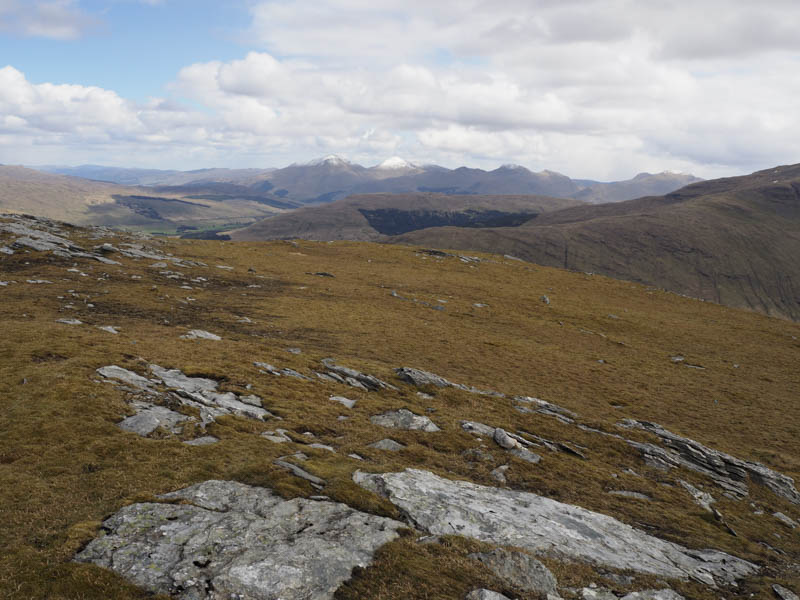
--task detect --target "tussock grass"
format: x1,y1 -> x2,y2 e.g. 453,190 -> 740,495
1,222 -> 799,598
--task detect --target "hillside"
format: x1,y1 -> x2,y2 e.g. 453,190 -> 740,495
231,193 -> 584,242
573,172 -> 704,204
392,164 -> 800,321
0,166 -> 286,234
1,213 -> 799,600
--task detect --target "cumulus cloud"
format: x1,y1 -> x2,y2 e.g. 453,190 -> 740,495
3,1 -> 800,177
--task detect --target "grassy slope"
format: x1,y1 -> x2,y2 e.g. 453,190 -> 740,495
1,219 -> 799,599
391,164 -> 800,321
231,193 -> 584,242
0,166 -> 283,233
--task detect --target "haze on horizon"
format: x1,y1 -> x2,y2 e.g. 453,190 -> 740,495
1,0 -> 799,180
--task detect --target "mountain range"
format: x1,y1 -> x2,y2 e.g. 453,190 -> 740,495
40,156 -> 701,206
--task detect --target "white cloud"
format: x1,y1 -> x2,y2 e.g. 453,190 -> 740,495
2,1 -> 800,178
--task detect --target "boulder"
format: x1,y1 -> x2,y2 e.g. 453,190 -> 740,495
75,480 -> 404,599
353,469 -> 758,586
370,409 -> 440,432
469,548 -> 558,596
368,439 -> 405,451
493,428 -> 520,449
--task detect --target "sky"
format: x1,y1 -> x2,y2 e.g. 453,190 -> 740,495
1,0 -> 799,180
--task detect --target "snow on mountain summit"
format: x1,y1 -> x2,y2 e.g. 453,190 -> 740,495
376,156 -> 415,170
306,155 -> 351,167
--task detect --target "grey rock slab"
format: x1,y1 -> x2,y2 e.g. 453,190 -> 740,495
0,246 -> 13,254
183,436 -> 219,446
56,318 -> 83,325
262,430 -> 292,443
150,364 -> 218,395
75,480 -> 403,600
509,447 -> 542,464
118,404 -> 190,436
97,325 -> 120,334
621,590 -> 685,600
773,512 -> 798,528
462,420 -> 497,437
329,395 -> 356,409
465,590 -> 512,600
180,329 -> 222,341
368,438 -> 405,451
273,459 -> 326,486
395,367 -> 504,397
622,420 -> 800,503
774,584 -> 800,600
353,468 -> 758,586
97,366 -> 156,390
370,409 -> 440,432
469,548 -> 557,595
150,365 -> 271,421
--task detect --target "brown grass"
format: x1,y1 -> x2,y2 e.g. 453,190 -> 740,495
1,221 -> 799,599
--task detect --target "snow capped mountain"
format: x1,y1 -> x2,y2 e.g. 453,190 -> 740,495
304,155 -> 352,167
374,156 -> 416,170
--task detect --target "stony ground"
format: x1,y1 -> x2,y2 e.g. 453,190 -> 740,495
1,214 -> 799,600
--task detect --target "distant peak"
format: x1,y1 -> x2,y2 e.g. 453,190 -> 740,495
499,163 -> 529,171
306,155 -> 351,167
376,156 -> 415,170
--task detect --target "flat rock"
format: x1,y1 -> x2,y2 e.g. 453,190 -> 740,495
465,590 -> 512,600
97,325 -> 120,334
469,548 -> 558,595
56,318 -> 82,325
353,468 -> 758,586
329,395 -> 356,409
118,404 -> 190,437
370,409 -> 440,432
181,329 -> 222,341
75,480 -> 404,599
97,365 -> 155,390
368,438 -> 405,451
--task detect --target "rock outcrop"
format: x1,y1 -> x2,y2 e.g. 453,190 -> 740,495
621,420 -> 800,503
395,367 -> 504,397
75,480 -> 405,599
370,409 -> 441,432
353,469 -> 758,586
